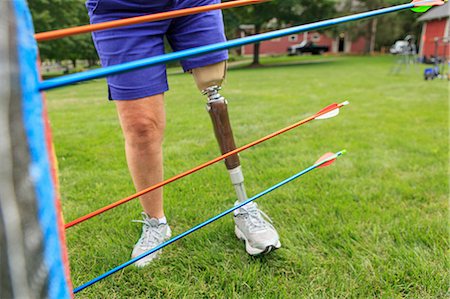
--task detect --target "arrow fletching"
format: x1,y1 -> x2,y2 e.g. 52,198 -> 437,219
314,101 -> 349,120
315,105 -> 340,120
315,150 -> 346,169
411,0 -> 445,12
411,6 -> 431,12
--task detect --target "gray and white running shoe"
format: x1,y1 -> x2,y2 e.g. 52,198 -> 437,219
131,212 -> 171,267
233,202 -> 281,255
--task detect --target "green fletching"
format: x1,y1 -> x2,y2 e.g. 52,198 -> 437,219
411,6 -> 432,12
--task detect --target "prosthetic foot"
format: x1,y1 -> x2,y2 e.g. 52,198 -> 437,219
191,62 -> 280,254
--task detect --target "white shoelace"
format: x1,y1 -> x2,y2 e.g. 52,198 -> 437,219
238,204 -> 274,232
132,213 -> 164,249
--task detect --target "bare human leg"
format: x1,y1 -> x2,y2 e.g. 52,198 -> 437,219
115,94 -> 166,219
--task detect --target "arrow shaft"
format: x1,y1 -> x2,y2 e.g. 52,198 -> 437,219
39,2 -> 414,91
64,102 -> 346,229
34,0 -> 269,42
73,150 -> 345,293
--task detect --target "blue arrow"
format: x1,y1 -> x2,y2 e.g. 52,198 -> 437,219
38,2 -> 419,91
73,150 -> 346,293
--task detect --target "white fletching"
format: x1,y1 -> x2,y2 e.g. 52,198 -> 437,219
315,108 -> 339,120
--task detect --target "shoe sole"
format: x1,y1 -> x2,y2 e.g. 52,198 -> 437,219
235,226 -> 281,256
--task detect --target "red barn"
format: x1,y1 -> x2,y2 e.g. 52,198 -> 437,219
418,2 -> 450,59
240,29 -> 367,56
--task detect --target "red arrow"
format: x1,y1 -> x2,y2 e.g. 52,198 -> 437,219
64,101 -> 349,229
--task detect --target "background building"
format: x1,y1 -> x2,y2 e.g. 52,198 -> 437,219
418,2 -> 450,59
240,30 -> 367,56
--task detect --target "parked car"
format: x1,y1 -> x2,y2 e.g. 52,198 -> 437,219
287,41 -> 329,55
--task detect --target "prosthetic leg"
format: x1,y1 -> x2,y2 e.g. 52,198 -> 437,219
191,61 -> 281,255
191,62 -> 248,203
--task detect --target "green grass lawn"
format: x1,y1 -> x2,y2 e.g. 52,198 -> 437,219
46,56 -> 448,298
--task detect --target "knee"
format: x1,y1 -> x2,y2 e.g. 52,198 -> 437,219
122,117 -> 165,150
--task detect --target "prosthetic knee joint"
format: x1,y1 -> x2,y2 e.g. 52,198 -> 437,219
191,62 -> 248,202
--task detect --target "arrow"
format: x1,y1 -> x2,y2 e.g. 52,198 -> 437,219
34,0 -> 269,42
33,0 -> 442,42
38,1 -> 446,91
64,101 -> 349,229
411,0 -> 446,12
72,150 -> 346,294
315,152 -> 340,168
314,101 -> 349,120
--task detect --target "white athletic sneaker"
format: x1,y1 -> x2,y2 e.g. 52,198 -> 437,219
233,201 -> 281,255
131,212 -> 171,267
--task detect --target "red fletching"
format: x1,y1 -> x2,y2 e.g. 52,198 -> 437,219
64,103 -> 348,229
315,152 -> 337,168
315,103 -> 339,116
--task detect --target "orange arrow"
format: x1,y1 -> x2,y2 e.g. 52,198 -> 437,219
34,0 -> 269,42
64,101 -> 348,229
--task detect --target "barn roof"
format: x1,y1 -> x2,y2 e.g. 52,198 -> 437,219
418,2 -> 449,22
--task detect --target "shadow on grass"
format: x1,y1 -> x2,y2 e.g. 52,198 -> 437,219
167,58 -> 339,77
230,59 -> 339,71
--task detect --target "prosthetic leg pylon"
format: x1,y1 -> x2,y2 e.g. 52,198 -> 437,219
191,61 -> 281,255
191,62 -> 248,202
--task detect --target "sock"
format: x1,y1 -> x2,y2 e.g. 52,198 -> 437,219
158,216 -> 167,225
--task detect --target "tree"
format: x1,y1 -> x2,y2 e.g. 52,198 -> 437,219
336,0 -> 423,54
29,0 -> 98,66
371,3 -> 423,51
226,0 -> 336,65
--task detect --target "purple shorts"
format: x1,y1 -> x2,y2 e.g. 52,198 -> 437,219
86,0 -> 228,100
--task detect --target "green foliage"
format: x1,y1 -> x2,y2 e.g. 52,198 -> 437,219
359,0 -> 422,49
28,0 -> 98,62
46,56 -> 448,298
334,0 -> 423,52
222,8 -> 242,39
28,0 -> 424,61
233,0 -> 336,28
224,0 -> 336,64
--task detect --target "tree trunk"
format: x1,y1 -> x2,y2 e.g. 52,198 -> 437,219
251,24 -> 261,66
252,42 -> 261,66
369,18 -> 378,55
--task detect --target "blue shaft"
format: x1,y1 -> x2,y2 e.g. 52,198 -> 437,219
39,3 -> 414,91
73,150 -> 345,293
